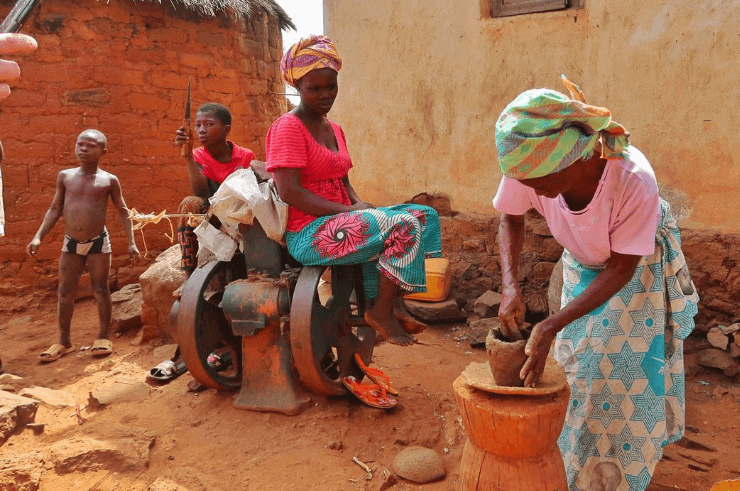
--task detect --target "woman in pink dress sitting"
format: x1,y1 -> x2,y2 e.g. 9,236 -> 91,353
266,36 -> 441,346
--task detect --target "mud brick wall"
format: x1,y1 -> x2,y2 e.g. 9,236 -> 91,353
0,0 -> 288,293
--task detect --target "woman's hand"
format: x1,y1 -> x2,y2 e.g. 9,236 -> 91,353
498,286 -> 526,340
520,318 -> 558,387
349,201 -> 373,211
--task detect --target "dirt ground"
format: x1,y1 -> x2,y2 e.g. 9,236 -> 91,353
0,293 -> 737,491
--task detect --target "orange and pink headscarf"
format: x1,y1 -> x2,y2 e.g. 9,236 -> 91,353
280,35 -> 342,88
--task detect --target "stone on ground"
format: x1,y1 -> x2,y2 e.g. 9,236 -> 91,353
404,298 -> 464,322
374,464 -> 397,491
0,452 -> 43,491
697,349 -> 739,377
148,477 -> 194,491
730,343 -> 740,358
0,391 -> 39,445
49,427 -> 155,474
88,375 -> 150,408
468,317 -> 501,348
152,344 -> 179,363
472,290 -> 502,318
392,446 -> 446,483
725,323 -> 740,335
18,387 -> 79,408
707,327 -> 729,350
111,283 -> 143,334
0,373 -> 27,392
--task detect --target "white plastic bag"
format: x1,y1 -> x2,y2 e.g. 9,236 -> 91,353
193,220 -> 238,262
208,168 -> 288,244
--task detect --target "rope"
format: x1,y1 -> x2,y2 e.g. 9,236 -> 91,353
127,207 -> 207,258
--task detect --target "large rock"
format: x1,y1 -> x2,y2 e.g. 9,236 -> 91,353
111,283 -> 143,334
404,298 -> 464,323
392,446 -> 446,484
115,264 -> 150,290
89,375 -> 151,408
18,387 -> 79,408
0,391 -> 39,445
0,452 -> 43,491
139,245 -> 187,341
49,427 -> 155,474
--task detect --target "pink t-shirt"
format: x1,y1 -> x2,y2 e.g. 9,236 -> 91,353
265,113 -> 353,232
492,146 -> 660,267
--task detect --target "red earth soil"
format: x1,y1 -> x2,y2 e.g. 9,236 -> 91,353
0,293 -> 736,491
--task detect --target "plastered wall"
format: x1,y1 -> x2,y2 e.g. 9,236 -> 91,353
324,0 -> 740,234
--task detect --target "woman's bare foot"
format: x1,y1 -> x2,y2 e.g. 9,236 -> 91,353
393,307 -> 428,334
364,311 -> 416,346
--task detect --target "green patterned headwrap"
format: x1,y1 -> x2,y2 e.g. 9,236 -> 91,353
496,76 -> 630,180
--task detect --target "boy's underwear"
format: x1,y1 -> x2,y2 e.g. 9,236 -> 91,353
61,228 -> 111,255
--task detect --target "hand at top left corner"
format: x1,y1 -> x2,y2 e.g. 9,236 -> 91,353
0,33 -> 38,101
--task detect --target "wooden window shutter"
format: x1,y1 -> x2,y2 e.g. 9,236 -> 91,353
492,0 -> 569,17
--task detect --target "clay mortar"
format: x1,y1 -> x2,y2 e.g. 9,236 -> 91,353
485,327 -> 530,387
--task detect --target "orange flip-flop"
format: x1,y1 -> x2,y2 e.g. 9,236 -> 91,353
342,376 -> 398,409
354,353 -> 399,396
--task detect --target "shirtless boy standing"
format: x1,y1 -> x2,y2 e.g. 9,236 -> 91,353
27,129 -> 140,362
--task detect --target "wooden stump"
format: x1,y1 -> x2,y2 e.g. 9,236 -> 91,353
454,376 -> 570,491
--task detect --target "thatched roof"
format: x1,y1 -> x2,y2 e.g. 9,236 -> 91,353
140,0 -> 296,30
